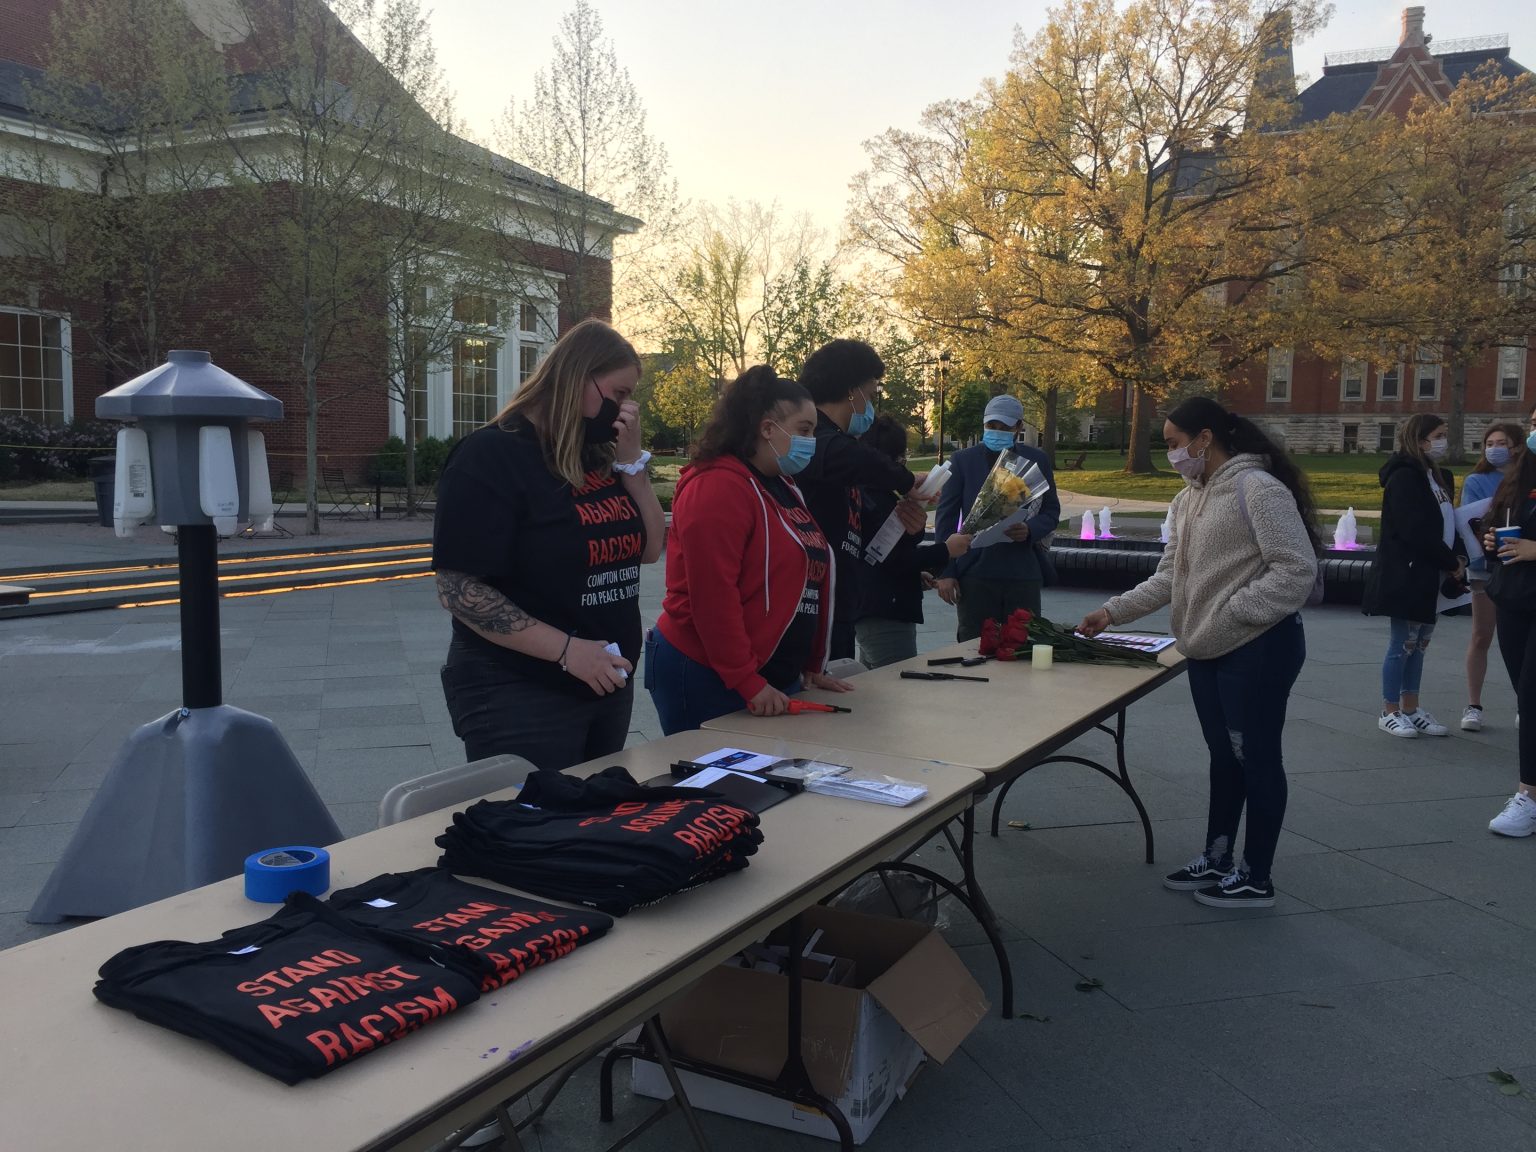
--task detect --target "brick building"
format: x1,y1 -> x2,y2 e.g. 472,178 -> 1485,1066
1224,7 -> 1534,453
0,0 -> 637,474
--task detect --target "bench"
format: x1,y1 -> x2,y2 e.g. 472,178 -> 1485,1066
0,583 -> 33,607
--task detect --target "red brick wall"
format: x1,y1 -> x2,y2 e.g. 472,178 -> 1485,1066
0,0 -> 54,68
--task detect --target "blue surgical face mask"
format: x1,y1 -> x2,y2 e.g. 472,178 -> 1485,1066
982,429 -> 1016,453
1486,445 -> 1512,467
1527,429 -> 1536,455
772,423 -> 817,475
847,391 -> 875,436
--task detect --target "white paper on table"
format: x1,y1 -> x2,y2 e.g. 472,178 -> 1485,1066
677,766 -> 771,790
691,747 -> 782,774
1085,632 -> 1177,653
1455,497 -> 1492,561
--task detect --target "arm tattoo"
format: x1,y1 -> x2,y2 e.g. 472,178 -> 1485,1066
436,570 -> 535,634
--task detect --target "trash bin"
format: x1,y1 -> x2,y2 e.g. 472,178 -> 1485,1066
89,455 -> 115,527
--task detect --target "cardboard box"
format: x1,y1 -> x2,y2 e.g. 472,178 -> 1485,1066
631,905 -> 989,1144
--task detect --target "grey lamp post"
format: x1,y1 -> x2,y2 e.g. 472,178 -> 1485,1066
29,351 -> 342,923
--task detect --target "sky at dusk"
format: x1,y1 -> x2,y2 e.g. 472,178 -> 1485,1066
430,1 -> 1536,242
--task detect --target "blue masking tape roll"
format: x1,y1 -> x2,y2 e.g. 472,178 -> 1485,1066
244,845 -> 331,903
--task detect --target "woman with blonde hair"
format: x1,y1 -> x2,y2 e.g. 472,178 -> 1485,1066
1459,421 -> 1524,731
432,318 -> 665,770
1362,413 -> 1467,738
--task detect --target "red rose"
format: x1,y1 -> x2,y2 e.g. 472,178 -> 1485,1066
979,618 -> 1000,657
996,646 -> 1018,661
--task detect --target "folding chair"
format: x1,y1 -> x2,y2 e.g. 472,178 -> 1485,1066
377,754 -> 537,827
320,465 -> 370,520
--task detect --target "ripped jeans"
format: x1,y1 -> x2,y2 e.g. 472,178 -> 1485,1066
1185,614 -> 1307,885
1382,617 -> 1436,704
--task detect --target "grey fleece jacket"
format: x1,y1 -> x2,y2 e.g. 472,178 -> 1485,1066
1103,454 -> 1317,660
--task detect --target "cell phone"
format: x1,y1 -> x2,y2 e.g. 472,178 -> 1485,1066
927,656 -> 966,666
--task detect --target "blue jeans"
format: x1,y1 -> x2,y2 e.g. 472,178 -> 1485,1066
1382,617 -> 1436,703
645,629 -> 801,735
1185,613 -> 1306,885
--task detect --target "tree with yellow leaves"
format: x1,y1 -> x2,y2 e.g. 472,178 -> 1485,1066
850,0 -> 1380,471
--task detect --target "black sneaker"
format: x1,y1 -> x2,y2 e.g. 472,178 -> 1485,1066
1194,870 -> 1275,908
1163,852 -> 1230,891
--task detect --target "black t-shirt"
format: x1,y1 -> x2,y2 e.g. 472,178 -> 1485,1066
432,418 -> 645,693
323,869 -> 613,992
756,471 -> 830,690
435,767 -> 764,915
94,898 -> 484,1084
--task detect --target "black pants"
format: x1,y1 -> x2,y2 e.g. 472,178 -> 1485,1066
1185,613 -> 1306,884
1495,603 -> 1536,786
955,578 -> 1042,643
440,643 -> 633,772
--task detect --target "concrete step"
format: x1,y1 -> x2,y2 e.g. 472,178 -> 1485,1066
0,541 -> 433,619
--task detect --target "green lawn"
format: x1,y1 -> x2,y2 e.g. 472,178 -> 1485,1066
0,479 -> 96,501
650,449 -> 1394,512
1056,451 -> 1390,511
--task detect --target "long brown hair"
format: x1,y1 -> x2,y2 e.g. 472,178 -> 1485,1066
494,319 -> 641,487
1396,413 -> 1447,474
1490,407 -> 1536,529
1471,421 -> 1525,475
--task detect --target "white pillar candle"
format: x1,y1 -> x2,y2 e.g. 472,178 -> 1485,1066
1031,644 -> 1053,669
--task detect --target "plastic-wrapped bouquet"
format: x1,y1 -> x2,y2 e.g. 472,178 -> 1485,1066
960,454 -> 1052,548
979,609 -> 1159,667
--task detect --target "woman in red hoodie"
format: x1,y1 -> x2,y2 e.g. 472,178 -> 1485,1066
647,366 -> 853,733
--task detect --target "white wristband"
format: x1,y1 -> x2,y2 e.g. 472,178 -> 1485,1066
613,450 -> 652,476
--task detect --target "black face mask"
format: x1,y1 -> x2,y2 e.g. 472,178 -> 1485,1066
583,384 -> 620,444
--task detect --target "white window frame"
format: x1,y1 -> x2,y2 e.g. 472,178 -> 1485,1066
1340,357 -> 1365,403
1266,346 -> 1293,403
0,306 -> 73,424
1499,341 -> 1527,403
1414,348 -> 1441,401
1378,362 -> 1402,401
389,290 -> 556,440
1378,421 -> 1396,451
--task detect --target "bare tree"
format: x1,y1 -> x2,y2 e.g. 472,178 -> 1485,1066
496,0 -> 679,330
1,0 -> 230,382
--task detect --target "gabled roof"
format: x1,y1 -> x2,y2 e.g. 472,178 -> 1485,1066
1294,44 -> 1529,125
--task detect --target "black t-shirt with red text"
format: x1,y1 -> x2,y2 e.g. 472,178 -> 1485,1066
323,869 -> 613,991
94,897 -> 484,1084
755,471 -> 830,690
436,767 -> 764,916
432,417 -> 645,693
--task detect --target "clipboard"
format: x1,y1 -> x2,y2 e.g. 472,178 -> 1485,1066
675,766 -> 793,814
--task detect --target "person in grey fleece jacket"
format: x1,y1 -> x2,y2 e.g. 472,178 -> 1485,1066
1080,397 -> 1319,909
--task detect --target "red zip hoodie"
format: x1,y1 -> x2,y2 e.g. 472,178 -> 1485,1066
656,454 -> 834,701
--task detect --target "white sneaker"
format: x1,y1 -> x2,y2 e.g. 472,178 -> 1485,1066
1461,706 -> 1484,732
1379,712 -> 1420,738
1489,792 -> 1536,837
1404,709 -> 1449,737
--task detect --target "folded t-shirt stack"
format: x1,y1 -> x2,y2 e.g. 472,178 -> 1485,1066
323,868 -> 614,991
93,894 -> 486,1084
436,766 -> 765,915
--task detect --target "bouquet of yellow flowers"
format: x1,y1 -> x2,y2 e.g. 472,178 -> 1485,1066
960,452 -> 1052,548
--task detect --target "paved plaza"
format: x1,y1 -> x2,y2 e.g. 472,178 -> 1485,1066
3,529 -> 1536,1150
